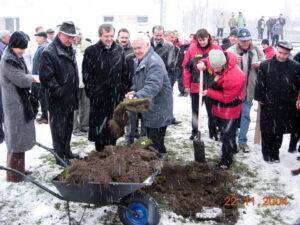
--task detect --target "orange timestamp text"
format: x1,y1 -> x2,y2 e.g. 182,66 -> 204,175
224,196 -> 288,206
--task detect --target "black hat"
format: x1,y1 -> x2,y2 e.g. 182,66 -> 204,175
34,32 -> 47,38
46,28 -> 55,34
229,28 -> 238,37
277,41 -> 293,51
59,21 -> 77,37
8,31 -> 29,49
261,39 -> 269,45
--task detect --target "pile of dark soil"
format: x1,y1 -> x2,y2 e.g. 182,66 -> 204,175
144,162 -> 240,224
62,145 -> 162,183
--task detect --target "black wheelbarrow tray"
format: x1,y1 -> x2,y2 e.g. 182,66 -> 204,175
0,142 -> 161,225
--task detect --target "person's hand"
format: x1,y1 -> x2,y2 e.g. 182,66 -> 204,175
196,62 -> 206,71
296,99 -> 300,110
202,90 -> 208,96
125,91 -> 136,99
252,63 -> 260,69
184,87 -> 191,94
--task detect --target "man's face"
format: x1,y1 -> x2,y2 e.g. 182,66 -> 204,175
197,37 -> 209,47
276,47 -> 289,62
117,31 -> 130,48
153,29 -> 164,44
132,39 -> 149,59
47,33 -> 55,41
100,29 -> 114,47
12,48 -> 26,58
238,39 -> 251,50
212,66 -> 224,73
1,34 -> 10,44
165,33 -> 176,43
229,35 -> 238,45
58,32 -> 75,47
36,36 -> 46,45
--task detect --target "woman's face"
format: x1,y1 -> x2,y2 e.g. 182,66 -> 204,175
12,48 -> 26,58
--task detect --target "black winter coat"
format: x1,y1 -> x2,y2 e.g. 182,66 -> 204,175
254,56 -> 300,135
39,37 -> 79,113
150,38 -> 175,84
82,40 -> 125,143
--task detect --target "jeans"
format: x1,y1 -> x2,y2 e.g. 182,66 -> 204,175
238,101 -> 253,144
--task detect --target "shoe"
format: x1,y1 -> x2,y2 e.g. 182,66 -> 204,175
124,139 -> 134,147
171,118 -> 182,125
24,170 -> 33,175
38,119 -> 48,124
271,155 -> 280,163
67,152 -> 80,159
288,148 -> 297,153
291,168 -> 300,175
159,153 -> 169,161
190,134 -> 197,140
36,117 -> 43,122
80,128 -> 89,133
56,155 -> 70,167
72,130 -> 82,136
239,143 -> 250,153
297,156 -> 300,161
212,163 -> 229,171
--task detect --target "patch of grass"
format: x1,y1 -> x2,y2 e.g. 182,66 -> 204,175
71,140 -> 89,149
54,202 -> 61,210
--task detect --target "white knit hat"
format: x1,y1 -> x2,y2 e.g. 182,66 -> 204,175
208,49 -> 226,68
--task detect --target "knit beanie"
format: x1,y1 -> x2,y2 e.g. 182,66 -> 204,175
208,49 -> 227,68
8,31 -> 29,49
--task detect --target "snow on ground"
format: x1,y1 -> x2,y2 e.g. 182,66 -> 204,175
0,87 -> 300,225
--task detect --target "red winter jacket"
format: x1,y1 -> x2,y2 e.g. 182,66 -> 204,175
205,52 -> 246,120
263,46 -> 275,59
182,39 -> 222,93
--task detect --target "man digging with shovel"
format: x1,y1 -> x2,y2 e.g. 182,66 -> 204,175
197,50 -> 246,170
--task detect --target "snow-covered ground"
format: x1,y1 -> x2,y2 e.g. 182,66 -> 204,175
0,87 -> 299,225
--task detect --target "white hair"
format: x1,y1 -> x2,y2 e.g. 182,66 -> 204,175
0,30 -> 10,39
132,33 -> 150,46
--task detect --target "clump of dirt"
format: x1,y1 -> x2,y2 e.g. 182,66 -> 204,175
109,98 -> 152,138
144,162 -> 240,224
60,145 -> 162,184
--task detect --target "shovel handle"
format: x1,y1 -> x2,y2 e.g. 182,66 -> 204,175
198,70 -> 204,131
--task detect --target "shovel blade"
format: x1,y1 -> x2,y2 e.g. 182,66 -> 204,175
193,140 -> 206,163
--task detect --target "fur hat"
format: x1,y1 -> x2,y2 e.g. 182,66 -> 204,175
209,49 -> 227,68
8,31 -> 29,49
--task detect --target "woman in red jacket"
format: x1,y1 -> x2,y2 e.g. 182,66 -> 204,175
198,50 -> 246,170
182,29 -> 222,141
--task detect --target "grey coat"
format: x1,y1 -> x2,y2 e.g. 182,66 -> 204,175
227,43 -> 265,101
0,48 -> 35,153
132,48 -> 174,128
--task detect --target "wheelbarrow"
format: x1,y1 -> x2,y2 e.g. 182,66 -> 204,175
0,142 -> 161,225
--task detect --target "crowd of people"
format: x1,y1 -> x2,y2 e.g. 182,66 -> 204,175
215,12 -> 286,48
0,17 -> 299,182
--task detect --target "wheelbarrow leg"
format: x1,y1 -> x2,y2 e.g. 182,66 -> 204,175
66,201 -> 71,225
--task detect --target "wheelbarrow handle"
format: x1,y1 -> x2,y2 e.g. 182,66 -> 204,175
35,142 -> 69,167
0,165 -> 64,200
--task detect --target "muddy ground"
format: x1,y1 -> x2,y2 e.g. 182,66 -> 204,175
59,145 -> 240,224
144,162 -> 240,224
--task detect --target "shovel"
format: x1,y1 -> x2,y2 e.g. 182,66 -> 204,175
193,70 -> 206,163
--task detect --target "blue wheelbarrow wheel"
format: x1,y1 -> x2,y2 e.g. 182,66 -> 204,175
118,191 -> 160,225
